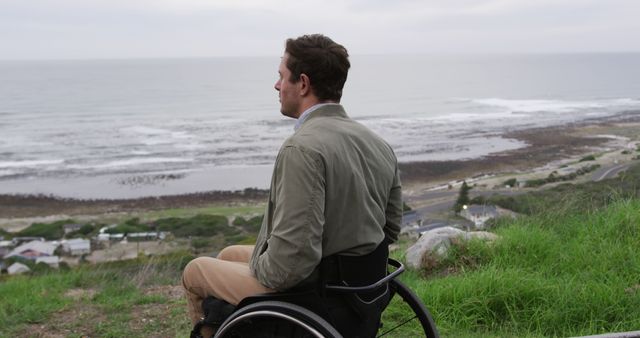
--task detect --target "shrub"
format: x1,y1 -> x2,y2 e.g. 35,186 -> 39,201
155,214 -> 233,237
18,219 -> 74,240
232,215 -> 263,232
502,178 -> 517,187
67,223 -> 98,238
579,154 -> 596,162
191,237 -> 213,250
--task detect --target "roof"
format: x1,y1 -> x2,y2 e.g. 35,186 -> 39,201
36,256 -> 60,265
6,240 -> 57,258
465,205 -> 498,215
66,240 -> 90,251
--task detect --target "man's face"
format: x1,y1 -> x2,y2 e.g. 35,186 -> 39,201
274,54 -> 301,118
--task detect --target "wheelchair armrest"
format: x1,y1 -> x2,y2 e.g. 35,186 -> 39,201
324,258 -> 404,293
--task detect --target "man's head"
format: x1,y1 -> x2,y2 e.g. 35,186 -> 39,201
275,34 -> 350,118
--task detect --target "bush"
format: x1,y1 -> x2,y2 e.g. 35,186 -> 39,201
67,223 -> 98,238
18,219 -> 74,240
232,215 -> 263,232
191,237 -> 213,250
579,154 -> 596,162
502,178 -> 517,187
525,165 -> 600,187
155,214 -> 234,237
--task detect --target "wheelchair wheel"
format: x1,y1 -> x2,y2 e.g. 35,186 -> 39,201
215,300 -> 343,338
378,279 -> 439,338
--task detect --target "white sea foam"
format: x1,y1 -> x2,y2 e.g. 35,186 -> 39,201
470,98 -> 640,114
0,159 -> 64,169
122,126 -> 172,135
0,169 -> 17,177
68,157 -> 194,170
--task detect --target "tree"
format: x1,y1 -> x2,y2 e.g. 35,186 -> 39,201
453,181 -> 472,214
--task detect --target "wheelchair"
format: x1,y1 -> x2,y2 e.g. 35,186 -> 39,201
192,257 -> 439,338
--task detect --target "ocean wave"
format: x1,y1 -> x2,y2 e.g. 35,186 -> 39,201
0,159 -> 64,169
67,157 -> 194,170
468,97 -> 640,114
0,169 -> 18,177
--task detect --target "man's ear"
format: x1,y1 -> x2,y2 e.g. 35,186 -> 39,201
299,73 -> 311,96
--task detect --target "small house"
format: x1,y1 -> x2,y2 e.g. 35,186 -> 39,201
5,240 -> 57,260
460,205 -> 499,229
62,238 -> 91,256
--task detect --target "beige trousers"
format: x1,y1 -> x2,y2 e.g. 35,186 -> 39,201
182,245 -> 274,327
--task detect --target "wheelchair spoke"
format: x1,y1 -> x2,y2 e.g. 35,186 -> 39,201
377,314 -> 418,337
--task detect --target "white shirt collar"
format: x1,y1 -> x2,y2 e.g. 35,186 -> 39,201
294,103 -> 340,131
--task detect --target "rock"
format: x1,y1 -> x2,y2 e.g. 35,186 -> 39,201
8,262 -> 31,275
405,226 -> 499,269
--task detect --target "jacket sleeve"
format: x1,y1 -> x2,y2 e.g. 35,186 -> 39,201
253,145 -> 326,290
384,164 -> 402,243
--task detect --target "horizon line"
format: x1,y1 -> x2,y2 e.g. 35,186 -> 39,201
2,50 -> 640,62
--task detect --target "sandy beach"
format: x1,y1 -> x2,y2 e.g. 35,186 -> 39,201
1,112 -> 639,225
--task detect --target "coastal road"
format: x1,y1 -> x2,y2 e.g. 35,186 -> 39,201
591,162 -> 637,182
407,189 -> 524,216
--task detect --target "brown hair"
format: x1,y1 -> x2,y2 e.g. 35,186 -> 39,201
285,34 -> 350,102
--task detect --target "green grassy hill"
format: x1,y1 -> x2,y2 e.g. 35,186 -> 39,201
397,197 -> 640,337
2,165 -> 639,337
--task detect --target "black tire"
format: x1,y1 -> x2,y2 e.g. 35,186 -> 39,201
215,300 -> 343,338
380,280 -> 440,338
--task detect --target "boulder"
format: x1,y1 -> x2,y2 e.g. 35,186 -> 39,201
405,226 -> 498,269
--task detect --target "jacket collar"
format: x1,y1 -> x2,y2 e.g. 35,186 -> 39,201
296,104 -> 347,130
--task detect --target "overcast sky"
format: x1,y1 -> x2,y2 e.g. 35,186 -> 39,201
2,0 -> 639,60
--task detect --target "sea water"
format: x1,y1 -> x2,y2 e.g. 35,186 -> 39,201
1,53 -> 639,198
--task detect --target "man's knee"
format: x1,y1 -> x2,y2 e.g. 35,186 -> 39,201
216,246 -> 236,260
182,256 -> 211,289
217,245 -> 253,262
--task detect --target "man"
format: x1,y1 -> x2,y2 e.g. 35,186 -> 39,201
182,34 -> 402,336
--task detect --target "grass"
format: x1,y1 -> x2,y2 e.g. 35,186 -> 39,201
3,174 -> 640,337
397,198 -> 640,337
0,252 -> 194,337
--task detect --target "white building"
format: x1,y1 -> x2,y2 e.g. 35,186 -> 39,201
6,240 -> 57,259
62,238 -> 91,256
460,205 -> 499,229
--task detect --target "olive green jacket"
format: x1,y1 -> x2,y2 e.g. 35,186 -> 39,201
249,104 -> 402,290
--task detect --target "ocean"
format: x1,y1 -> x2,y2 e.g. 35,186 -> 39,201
1,53 -> 640,198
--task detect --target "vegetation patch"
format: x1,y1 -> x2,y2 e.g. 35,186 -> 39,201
476,162 -> 640,215
525,164 -> 600,187
579,154 -> 596,162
